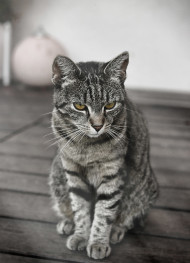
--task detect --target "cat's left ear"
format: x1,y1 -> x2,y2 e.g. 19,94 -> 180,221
103,52 -> 129,83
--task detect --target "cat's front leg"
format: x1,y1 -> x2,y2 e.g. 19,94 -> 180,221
87,175 -> 123,259
62,160 -> 92,251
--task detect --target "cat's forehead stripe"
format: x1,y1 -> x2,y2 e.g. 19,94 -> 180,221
84,84 -> 109,105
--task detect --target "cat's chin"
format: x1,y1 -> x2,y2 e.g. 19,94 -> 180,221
88,133 -> 102,138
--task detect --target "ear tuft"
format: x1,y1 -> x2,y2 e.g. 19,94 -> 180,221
104,52 -> 129,82
52,55 -> 81,86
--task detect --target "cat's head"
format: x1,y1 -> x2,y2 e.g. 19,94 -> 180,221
52,52 -> 129,139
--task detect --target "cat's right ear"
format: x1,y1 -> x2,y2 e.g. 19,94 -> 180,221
52,55 -> 81,86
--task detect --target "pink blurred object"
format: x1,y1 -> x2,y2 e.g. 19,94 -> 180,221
12,30 -> 65,86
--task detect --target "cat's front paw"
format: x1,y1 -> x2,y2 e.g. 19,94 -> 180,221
66,234 -> 87,251
87,242 -> 111,259
56,220 -> 74,235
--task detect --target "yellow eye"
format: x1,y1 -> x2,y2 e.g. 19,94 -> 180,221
74,103 -> 86,110
105,102 -> 116,110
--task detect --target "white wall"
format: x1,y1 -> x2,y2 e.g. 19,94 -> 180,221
11,0 -> 190,92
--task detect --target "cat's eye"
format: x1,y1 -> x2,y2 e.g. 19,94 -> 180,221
105,102 -> 116,110
73,103 -> 86,110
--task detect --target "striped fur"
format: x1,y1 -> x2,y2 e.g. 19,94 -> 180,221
49,52 -> 158,259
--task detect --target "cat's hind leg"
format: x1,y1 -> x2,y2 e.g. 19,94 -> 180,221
110,224 -> 126,244
57,217 -> 74,235
52,196 -> 74,236
49,155 -> 74,236
54,202 -> 74,235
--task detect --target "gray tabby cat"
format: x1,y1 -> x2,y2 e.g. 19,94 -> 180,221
49,52 -> 158,260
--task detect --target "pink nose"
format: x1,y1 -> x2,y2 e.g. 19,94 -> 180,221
92,125 -> 103,132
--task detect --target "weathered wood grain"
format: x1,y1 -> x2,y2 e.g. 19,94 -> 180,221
0,146 -> 189,176
0,142 -> 56,159
155,188 -> 190,211
0,190 -> 189,239
0,190 -> 56,223
0,218 -> 107,263
128,89 -> 190,109
151,155 -> 190,172
0,170 -> 49,194
0,168 -> 189,196
0,86 -> 190,262
0,218 -> 189,263
0,253 -> 70,263
128,88 -> 190,101
1,138 -> 189,162
155,169 -> 190,189
149,125 -> 190,139
0,155 -> 51,175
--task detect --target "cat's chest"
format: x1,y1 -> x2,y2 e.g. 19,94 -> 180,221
61,141 -> 126,188
66,145 -> 110,165
70,138 -> 123,164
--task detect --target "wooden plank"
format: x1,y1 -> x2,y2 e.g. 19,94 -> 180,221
1,167 -> 189,197
0,126 -> 189,168
151,155 -> 190,172
0,121 -> 27,131
0,85 -> 52,106
0,253 -> 68,263
150,138 -> 190,160
128,88 -> 190,103
4,124 -> 57,151
151,146 -> 190,161
0,100 -> 51,123
140,209 -> 190,239
0,169 -> 189,213
0,170 -> 189,210
0,155 -> 52,175
0,218 -> 104,263
0,131 -> 9,139
151,136 -> 190,150
0,89 -> 52,134
1,140 -> 189,165
156,188 -> 190,211
149,123 -> 190,140
0,190 -> 189,239
0,141 -> 56,159
149,125 -> 190,139
141,106 -> 190,120
0,137 -> 189,163
0,170 -> 49,194
128,89 -> 190,109
155,169 -> 190,189
0,191 -> 56,223
0,217 -> 189,263
1,130 -> 189,161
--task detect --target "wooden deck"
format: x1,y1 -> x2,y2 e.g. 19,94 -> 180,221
0,85 -> 189,263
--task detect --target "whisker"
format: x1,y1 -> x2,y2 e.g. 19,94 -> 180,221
43,132 -> 56,138
60,131 -> 82,153
108,130 -> 125,148
40,111 -> 54,117
43,126 -> 78,140
123,106 -> 141,115
44,136 -> 59,144
46,137 -> 63,149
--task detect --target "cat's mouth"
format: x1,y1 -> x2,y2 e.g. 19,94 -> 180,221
88,133 -> 102,138
88,125 -> 106,138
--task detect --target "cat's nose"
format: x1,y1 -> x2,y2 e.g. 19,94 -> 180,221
92,125 -> 103,132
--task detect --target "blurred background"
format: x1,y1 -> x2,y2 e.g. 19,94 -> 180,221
0,1 -> 190,262
0,0 -> 190,91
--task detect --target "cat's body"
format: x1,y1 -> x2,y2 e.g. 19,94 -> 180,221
49,52 -> 158,259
